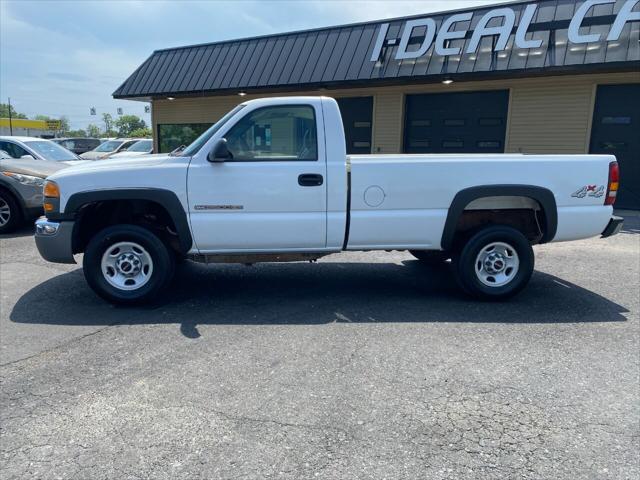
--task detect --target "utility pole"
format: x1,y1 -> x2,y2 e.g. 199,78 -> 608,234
8,97 -> 13,135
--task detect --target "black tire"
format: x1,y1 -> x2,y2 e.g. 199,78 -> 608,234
452,225 -> 534,301
83,224 -> 175,305
0,190 -> 22,234
410,250 -> 449,265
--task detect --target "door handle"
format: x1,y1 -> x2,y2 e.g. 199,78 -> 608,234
298,173 -> 324,187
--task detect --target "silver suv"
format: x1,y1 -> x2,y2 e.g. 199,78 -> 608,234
0,156 -> 67,233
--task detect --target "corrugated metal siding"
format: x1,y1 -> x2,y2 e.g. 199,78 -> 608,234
152,71 -> 640,154
114,0 -> 639,98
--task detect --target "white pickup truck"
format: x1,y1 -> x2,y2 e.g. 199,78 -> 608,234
35,96 -> 623,304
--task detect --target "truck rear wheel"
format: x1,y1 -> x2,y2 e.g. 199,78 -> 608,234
452,225 -> 534,301
83,224 -> 175,305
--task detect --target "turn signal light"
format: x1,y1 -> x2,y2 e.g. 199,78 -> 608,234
605,162 -> 619,206
43,181 -> 60,198
44,202 -> 55,212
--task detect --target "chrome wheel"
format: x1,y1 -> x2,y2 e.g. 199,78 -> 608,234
100,241 -> 153,291
474,241 -> 520,287
0,197 -> 10,226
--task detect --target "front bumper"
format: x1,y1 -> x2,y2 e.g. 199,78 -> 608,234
34,217 -> 76,264
601,215 -> 624,238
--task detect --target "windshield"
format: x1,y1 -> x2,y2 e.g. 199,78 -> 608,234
24,141 -> 78,161
181,105 -> 245,156
126,140 -> 153,152
94,140 -> 123,152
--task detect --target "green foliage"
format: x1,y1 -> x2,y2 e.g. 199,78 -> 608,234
65,129 -> 87,137
115,115 -> 147,136
86,124 -> 101,138
0,103 -> 28,119
128,127 -> 152,138
102,113 -> 114,133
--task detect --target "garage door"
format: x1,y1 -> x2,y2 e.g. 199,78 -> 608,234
404,90 -> 509,154
590,84 -> 640,210
337,97 -> 373,154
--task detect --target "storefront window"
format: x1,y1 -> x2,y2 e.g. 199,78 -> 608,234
157,123 -> 212,153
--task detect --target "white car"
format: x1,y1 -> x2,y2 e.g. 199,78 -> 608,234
35,97 -> 622,304
80,138 -> 143,160
109,139 -> 153,158
0,136 -> 84,166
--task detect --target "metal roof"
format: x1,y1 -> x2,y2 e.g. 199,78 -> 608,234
113,0 -> 640,99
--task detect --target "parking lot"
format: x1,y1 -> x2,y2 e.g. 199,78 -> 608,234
1,212 -> 638,479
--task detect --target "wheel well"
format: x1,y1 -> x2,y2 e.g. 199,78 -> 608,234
450,196 -> 547,250
72,199 -> 181,255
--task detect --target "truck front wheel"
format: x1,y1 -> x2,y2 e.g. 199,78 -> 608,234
452,225 -> 534,301
83,224 -> 175,305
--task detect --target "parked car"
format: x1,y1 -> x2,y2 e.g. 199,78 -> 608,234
0,157 -> 67,233
80,138 -> 143,160
34,97 -> 623,305
0,150 -> 11,160
52,137 -> 101,155
0,136 -> 84,165
109,139 -> 154,158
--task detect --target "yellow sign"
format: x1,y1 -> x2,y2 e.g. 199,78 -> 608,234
46,120 -> 61,130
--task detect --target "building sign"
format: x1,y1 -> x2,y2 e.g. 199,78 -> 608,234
370,0 -> 640,62
45,120 -> 61,131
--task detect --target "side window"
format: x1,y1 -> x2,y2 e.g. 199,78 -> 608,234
224,105 -> 317,161
120,141 -> 136,151
0,141 -> 29,158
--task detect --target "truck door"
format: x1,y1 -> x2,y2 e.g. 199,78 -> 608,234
187,103 -> 327,252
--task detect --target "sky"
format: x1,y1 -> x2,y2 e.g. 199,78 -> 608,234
0,0 -> 518,130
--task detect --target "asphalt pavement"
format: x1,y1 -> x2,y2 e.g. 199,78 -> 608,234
1,212 -> 638,479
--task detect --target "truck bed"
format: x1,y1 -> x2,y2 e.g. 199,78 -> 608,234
346,154 -> 614,250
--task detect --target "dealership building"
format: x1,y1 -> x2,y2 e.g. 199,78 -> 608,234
114,0 -> 640,208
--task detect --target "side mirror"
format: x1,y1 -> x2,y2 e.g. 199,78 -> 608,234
20,154 -> 35,160
208,138 -> 232,163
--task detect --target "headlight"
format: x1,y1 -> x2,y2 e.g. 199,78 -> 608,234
2,171 -> 45,187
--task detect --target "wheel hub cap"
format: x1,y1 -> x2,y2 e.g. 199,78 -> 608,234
483,252 -> 507,274
0,198 -> 10,227
474,242 -> 520,287
116,253 -> 142,276
101,241 -> 153,291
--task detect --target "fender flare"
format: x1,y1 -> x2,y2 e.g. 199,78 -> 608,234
440,185 -> 557,251
57,188 -> 193,254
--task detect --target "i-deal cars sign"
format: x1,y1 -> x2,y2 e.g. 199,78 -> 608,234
370,0 -> 640,62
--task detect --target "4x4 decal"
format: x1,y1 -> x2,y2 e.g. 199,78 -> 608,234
572,185 -> 605,199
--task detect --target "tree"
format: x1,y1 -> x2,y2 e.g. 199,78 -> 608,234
86,124 -> 101,138
115,115 -> 146,136
59,116 -> 70,134
0,103 -> 27,119
66,129 -> 87,138
128,127 -> 152,138
102,113 -> 114,134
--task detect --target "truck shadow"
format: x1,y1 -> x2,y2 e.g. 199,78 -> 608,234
0,225 -> 35,239
10,259 -> 629,338
616,210 -> 639,235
